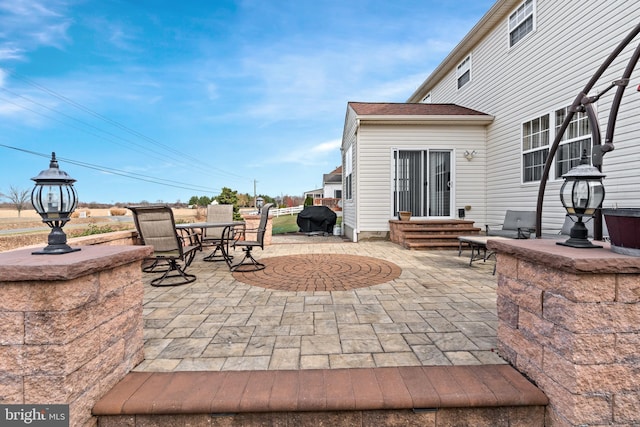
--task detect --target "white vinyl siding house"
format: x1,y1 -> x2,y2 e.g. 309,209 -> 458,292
341,107 -> 357,239
342,0 -> 640,241
406,0 -> 640,231
341,103 -> 493,242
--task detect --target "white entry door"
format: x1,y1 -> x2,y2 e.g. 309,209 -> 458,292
393,149 -> 452,218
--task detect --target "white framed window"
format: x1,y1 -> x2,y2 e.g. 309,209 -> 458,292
421,93 -> 432,103
521,106 -> 592,183
555,107 -> 591,177
522,114 -> 549,183
456,55 -> 471,89
509,0 -> 535,47
344,145 -> 353,200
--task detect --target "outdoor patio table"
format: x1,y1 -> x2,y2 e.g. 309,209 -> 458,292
457,235 -> 510,274
176,221 -> 244,269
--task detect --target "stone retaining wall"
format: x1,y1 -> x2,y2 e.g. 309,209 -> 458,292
489,238 -> 640,426
241,213 -> 273,246
0,245 -> 152,427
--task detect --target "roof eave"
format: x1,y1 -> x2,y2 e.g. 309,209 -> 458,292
358,114 -> 495,125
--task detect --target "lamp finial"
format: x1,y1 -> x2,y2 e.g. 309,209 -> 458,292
50,152 -> 58,168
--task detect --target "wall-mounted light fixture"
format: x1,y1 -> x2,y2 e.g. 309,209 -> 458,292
464,150 -> 477,161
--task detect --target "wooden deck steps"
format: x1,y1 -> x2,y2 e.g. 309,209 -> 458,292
390,219 -> 481,250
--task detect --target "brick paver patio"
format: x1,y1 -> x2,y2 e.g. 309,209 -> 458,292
232,253 -> 402,291
134,236 -> 505,372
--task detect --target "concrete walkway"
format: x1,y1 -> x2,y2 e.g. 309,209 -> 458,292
134,236 -> 505,372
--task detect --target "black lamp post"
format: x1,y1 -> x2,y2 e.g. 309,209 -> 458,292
557,150 -> 606,248
256,196 -> 264,214
31,152 -> 81,255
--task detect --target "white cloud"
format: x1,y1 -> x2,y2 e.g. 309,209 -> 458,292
258,138 -> 341,168
311,139 -> 341,154
0,0 -> 72,60
0,46 -> 25,61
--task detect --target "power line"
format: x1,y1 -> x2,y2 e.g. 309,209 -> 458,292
0,92 -> 179,167
0,144 -> 221,194
3,68 -> 248,181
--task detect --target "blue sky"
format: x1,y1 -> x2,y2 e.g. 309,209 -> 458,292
0,0 -> 494,204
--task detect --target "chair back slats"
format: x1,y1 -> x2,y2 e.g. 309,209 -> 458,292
129,206 -> 182,255
127,205 -> 198,286
204,204 -> 234,240
256,204 -> 274,247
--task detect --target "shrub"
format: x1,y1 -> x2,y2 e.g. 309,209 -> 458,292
110,208 -> 127,216
71,209 -> 91,218
70,224 -> 114,237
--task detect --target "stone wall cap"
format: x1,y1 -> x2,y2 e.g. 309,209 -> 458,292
0,245 -> 153,282
487,238 -> 640,274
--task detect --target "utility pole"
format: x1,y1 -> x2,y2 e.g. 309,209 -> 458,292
253,179 -> 257,208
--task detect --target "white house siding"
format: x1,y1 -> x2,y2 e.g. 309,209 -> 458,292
411,0 -> 640,232
355,123 -> 488,238
323,182 -> 342,199
341,107 -> 358,240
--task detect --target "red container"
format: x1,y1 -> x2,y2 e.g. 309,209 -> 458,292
602,208 -> 640,256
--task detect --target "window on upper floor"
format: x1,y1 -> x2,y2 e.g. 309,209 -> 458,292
457,56 -> 471,89
509,0 -> 535,47
521,106 -> 592,183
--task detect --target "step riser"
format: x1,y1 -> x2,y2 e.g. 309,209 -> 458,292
98,406 -> 545,426
389,220 -> 481,250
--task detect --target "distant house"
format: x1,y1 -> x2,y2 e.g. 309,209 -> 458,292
341,0 -> 640,242
303,189 -> 323,202
323,166 -> 343,200
303,166 -> 343,211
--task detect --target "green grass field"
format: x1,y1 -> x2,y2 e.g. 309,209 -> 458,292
271,214 -> 300,234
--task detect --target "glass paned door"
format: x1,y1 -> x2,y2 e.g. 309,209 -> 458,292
394,151 -> 422,215
394,150 -> 452,218
429,151 -> 451,217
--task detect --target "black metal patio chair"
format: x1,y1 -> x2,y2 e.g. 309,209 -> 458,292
230,203 -> 274,272
128,205 -> 199,286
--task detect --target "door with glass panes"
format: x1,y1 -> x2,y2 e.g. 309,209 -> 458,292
393,150 -> 452,218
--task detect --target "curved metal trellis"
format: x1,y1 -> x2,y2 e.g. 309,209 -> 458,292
535,22 -> 640,240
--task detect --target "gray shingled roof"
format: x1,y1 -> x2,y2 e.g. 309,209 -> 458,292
348,102 -> 489,116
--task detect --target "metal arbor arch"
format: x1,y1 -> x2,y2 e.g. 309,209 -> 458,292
535,22 -> 640,240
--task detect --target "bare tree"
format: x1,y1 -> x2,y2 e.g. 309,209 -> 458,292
4,186 -> 31,217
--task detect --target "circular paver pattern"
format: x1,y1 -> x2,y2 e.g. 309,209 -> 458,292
232,253 -> 402,291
